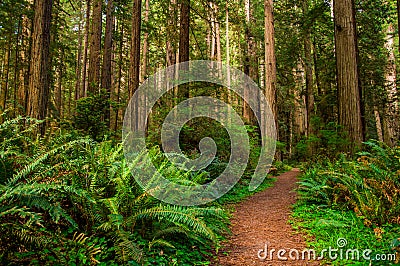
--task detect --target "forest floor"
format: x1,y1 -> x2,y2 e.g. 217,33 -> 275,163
216,169 -> 319,265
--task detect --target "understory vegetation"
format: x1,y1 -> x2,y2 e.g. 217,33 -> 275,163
1,0 -> 400,263
292,141 -> 400,265
0,116 -> 281,265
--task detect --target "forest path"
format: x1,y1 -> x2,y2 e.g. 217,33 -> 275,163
216,169 -> 318,265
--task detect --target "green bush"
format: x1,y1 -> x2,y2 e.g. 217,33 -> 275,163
74,92 -> 110,141
0,116 -> 228,264
298,140 -> 400,226
295,120 -> 350,160
291,203 -> 400,265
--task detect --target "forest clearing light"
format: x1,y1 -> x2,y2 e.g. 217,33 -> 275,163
123,60 -> 276,206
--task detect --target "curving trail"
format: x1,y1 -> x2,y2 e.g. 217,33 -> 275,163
217,169 -> 318,265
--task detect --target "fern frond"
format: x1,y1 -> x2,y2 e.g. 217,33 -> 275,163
148,238 -> 175,250
8,138 -> 92,186
135,204 -> 217,243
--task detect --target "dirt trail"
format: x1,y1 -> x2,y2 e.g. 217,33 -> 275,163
217,169 -> 318,265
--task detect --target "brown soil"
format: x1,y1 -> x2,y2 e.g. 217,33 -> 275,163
216,169 -> 319,265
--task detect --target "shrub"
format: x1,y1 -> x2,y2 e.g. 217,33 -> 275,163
298,140 -> 400,226
74,92 -> 110,141
295,121 -> 350,160
0,116 -> 228,264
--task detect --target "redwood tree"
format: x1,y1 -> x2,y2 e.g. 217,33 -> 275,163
129,0 -> 142,98
178,0 -> 190,99
27,0 -> 53,134
333,0 -> 364,149
264,0 -> 277,130
102,0 -> 114,125
179,0 -> 190,64
88,0 -> 102,94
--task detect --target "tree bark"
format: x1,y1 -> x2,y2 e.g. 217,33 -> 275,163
81,0 -> 91,97
333,0 -> 364,149
178,0 -> 190,99
75,10 -> 83,102
214,3 -> 222,63
293,62 -> 307,139
264,0 -> 278,133
17,14 -> 31,114
382,24 -> 399,147
210,1 -> 215,60
128,0 -> 142,131
88,0 -> 102,94
166,0 -> 177,67
397,0 -> 400,53
243,0 -> 257,124
374,105 -> 384,142
303,0 -> 314,136
129,0 -> 142,99
11,20 -> 22,117
1,35 -> 11,114
179,0 -> 190,65
102,0 -> 114,126
55,50 -> 63,119
27,0 -> 53,135
166,0 -> 178,111
141,0 -> 149,82
226,2 -> 232,123
114,22 -> 124,132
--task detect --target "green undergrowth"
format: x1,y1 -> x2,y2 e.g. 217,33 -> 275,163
0,116 -> 290,265
291,140 -> 400,265
291,203 -> 400,265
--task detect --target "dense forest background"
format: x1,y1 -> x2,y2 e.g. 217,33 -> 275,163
1,0 -> 398,153
1,0 -> 400,264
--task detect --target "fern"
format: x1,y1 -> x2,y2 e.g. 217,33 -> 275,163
299,141 -> 400,226
135,204 -> 218,243
8,138 -> 92,186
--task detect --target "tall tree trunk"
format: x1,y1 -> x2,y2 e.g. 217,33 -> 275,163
75,10 -> 83,102
374,105 -> 384,142
129,0 -> 142,98
382,24 -> 399,147
128,0 -> 142,131
303,0 -> 314,136
293,62 -> 307,139
114,23 -> 124,132
179,0 -> 190,64
102,0 -> 114,126
88,0 -> 102,94
243,0 -> 257,123
166,0 -> 178,111
208,1 -> 217,61
27,0 -> 53,135
206,28 -> 211,58
141,0 -> 149,82
81,0 -> 91,97
178,0 -> 190,99
1,35 -> 11,114
397,0 -> 400,53
12,20 -> 22,117
226,2 -> 232,123
18,14 -> 31,114
166,0 -> 177,67
333,0 -> 364,149
264,0 -> 278,138
313,37 -> 321,96
214,3 -> 222,63
55,50 -> 63,119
